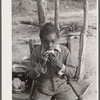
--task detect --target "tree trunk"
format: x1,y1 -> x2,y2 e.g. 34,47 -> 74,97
37,0 -> 47,29
17,0 -> 22,15
55,0 -> 59,30
76,0 -> 88,81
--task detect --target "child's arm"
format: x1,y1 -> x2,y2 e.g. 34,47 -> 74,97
58,51 -> 76,78
28,49 -> 48,79
48,47 -> 76,78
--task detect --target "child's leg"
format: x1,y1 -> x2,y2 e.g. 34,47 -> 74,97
54,88 -> 77,100
32,90 -> 52,100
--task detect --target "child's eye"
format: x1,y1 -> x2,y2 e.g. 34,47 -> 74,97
44,41 -> 48,44
52,41 -> 56,43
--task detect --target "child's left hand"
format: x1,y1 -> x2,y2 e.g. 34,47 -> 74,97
48,53 -> 62,68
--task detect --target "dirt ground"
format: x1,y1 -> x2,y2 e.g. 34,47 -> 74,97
12,2 -> 97,99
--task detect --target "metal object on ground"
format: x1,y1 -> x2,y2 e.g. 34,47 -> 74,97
64,76 -> 91,100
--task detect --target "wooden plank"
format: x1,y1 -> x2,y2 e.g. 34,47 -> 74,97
12,93 -> 29,100
60,32 -> 80,37
29,39 -> 34,55
29,81 -> 35,100
20,21 -> 39,27
67,37 -> 71,52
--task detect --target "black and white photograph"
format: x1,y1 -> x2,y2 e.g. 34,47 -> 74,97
2,0 -> 98,100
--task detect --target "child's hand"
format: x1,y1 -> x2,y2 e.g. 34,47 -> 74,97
40,52 -> 49,67
48,53 -> 62,68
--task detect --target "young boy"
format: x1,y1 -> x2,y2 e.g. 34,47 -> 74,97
29,23 -> 77,100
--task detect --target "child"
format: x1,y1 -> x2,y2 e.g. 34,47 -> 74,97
29,23 -> 77,100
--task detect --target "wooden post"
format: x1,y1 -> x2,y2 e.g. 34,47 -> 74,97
76,0 -> 88,80
67,37 -> 71,52
55,0 -> 60,30
29,39 -> 34,56
37,0 -> 47,29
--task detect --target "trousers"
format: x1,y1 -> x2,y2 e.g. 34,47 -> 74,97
32,86 -> 77,100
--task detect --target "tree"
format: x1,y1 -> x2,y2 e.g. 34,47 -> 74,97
36,0 -> 47,29
55,0 -> 60,30
76,0 -> 89,80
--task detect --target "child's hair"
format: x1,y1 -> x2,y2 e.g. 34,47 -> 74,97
39,23 -> 59,40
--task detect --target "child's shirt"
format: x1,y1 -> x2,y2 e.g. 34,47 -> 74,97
29,44 -> 76,95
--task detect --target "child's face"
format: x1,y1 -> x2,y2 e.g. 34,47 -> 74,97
41,32 -> 59,50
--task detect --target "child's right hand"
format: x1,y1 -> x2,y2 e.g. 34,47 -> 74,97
40,53 -> 49,67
